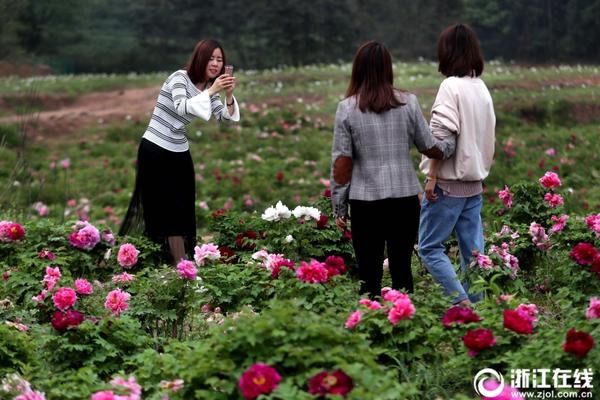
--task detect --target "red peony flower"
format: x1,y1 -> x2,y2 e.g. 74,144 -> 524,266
323,189 -> 332,198
239,363 -> 281,400
441,306 -> 482,328
38,249 -> 56,260
463,328 -> 496,356
324,255 -> 347,277
308,369 -> 354,397
51,310 -> 84,331
211,209 -> 226,218
275,171 -> 285,182
342,230 -> 352,241
316,214 -> 329,230
219,245 -> 237,262
570,243 -> 599,266
236,231 -> 258,250
563,329 -> 595,358
503,309 -> 534,334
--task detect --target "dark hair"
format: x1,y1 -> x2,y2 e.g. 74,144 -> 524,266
186,39 -> 226,84
437,24 -> 484,77
346,41 -> 405,114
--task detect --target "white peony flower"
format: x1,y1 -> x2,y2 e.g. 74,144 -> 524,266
292,206 -> 321,221
285,235 -> 294,243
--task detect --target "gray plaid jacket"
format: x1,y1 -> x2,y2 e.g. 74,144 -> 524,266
330,92 -> 455,217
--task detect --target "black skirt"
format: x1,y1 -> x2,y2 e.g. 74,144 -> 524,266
120,138 -> 196,252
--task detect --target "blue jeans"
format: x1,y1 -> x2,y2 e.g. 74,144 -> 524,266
418,185 -> 484,304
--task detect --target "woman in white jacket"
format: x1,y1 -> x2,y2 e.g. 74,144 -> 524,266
418,24 -> 496,306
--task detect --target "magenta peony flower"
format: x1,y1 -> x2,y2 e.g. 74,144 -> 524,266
74,278 -> 93,295
359,299 -> 382,310
344,310 -> 362,329
239,363 -> 282,400
498,185 -> 513,208
544,193 -> 564,208
104,289 -> 131,316
570,242 -> 599,265
441,306 -> 482,328
0,221 -> 25,242
51,310 -> 84,331
482,379 -> 524,400
463,328 -> 496,356
563,329 -> 595,358
177,259 -> 198,280
68,221 -> 100,250
529,222 -> 551,250
296,259 -> 329,283
38,249 -> 56,260
307,369 -> 354,397
90,391 -> 115,400
269,257 -> 295,279
549,214 -> 569,233
388,295 -> 416,325
52,287 -> 77,311
117,243 -> 139,268
194,243 -> 221,266
503,309 -> 534,334
586,297 -> 600,319
381,287 -> 405,303
539,171 -> 561,189
42,266 -> 61,290
109,376 -> 141,399
475,252 -> 494,269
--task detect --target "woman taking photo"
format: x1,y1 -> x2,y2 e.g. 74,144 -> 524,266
330,41 -> 454,298
418,24 -> 495,307
120,39 -> 240,265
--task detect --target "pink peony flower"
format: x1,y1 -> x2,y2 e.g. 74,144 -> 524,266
117,243 -> 139,268
110,376 -> 141,400
381,287 -> 405,303
112,272 -> 135,284
539,171 -> 561,189
529,222 -> 551,250
475,252 -> 494,269
104,289 -> 130,316
52,287 -> 77,311
102,230 -> 115,246
32,290 -> 47,303
570,243 -> 599,265
441,306 -> 482,328
544,193 -> 564,208
296,259 -> 329,283
194,243 -> 221,266
586,297 -> 600,319
345,310 -> 362,329
498,185 -> 513,208
68,221 -> 100,250
585,213 -> 600,239
74,278 -> 93,295
545,147 -> 556,156
60,158 -> 70,169
42,266 -> 61,290
549,214 -> 569,233
388,295 -> 416,325
481,379 -> 524,400
463,328 -> 496,356
90,391 -> 115,400
359,299 -> 382,310
239,363 -> 282,400
15,391 -> 46,400
177,259 -> 197,280
515,303 -> 539,325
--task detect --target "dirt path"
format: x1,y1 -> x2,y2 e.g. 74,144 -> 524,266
0,86 -> 159,141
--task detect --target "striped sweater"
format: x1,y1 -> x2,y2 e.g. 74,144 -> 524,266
142,69 -> 240,152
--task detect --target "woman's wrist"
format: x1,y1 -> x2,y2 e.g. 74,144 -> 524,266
226,97 -> 234,106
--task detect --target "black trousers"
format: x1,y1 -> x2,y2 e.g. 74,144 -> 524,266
349,196 -> 420,298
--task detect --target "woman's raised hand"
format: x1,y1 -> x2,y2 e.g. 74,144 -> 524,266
207,75 -> 236,96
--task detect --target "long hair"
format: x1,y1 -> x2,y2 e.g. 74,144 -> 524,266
345,41 -> 404,114
186,39 -> 227,85
437,24 -> 484,77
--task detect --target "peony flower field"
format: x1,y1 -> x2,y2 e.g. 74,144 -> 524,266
0,62 -> 599,399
